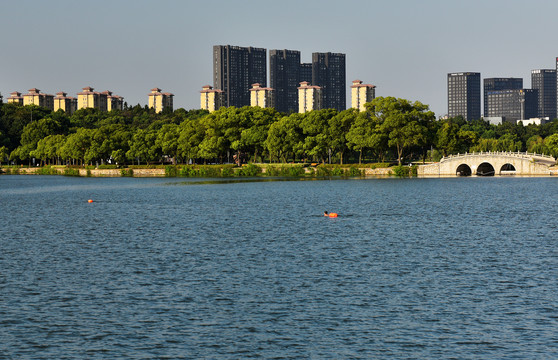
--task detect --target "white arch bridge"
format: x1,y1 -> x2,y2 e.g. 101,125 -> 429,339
418,151 -> 557,177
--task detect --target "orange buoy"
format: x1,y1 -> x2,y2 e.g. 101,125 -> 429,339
328,212 -> 338,218
88,199 -> 93,203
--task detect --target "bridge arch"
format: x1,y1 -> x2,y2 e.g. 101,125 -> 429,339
456,164 -> 472,176
476,162 -> 495,176
418,151 -> 556,177
500,163 -> 516,175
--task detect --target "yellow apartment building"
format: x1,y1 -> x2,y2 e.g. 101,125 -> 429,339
298,82 -> 322,113
54,92 -> 77,114
200,85 -> 225,112
148,88 -> 174,113
351,80 -> 376,112
101,91 -> 124,111
77,87 -> 122,111
22,88 -> 54,111
77,86 -> 101,110
7,91 -> 23,105
249,83 -> 275,108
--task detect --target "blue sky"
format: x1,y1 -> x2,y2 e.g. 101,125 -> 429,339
1,0 -> 557,117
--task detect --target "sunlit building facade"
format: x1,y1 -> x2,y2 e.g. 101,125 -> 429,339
22,88 -> 54,111
148,88 -> 174,113
249,83 -> 275,108
54,92 -> 77,114
7,91 -> 23,105
200,85 -> 225,112
298,82 -> 322,113
351,80 -> 375,111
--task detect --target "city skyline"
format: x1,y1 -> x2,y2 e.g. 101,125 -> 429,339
2,0 -> 558,117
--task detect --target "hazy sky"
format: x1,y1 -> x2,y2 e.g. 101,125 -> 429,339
1,0 -> 557,117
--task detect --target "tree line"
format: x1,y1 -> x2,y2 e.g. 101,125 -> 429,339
2,97 -> 558,167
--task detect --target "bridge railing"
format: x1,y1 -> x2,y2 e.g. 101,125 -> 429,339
441,151 -> 555,162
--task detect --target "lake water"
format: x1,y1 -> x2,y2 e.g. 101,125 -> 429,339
1,175 -> 558,359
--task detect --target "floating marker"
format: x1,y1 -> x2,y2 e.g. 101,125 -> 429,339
88,199 -> 93,203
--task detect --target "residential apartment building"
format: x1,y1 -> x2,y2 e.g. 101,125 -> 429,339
77,86 -> 101,110
312,52 -> 346,111
200,85 -> 225,112
351,80 -> 375,111
102,91 -> 124,111
447,72 -> 481,121
485,88 -> 538,123
531,69 -> 556,119
22,88 -> 54,111
148,88 -> 174,113
54,92 -> 77,114
483,78 -> 522,117
7,91 -> 23,105
77,87 -> 123,111
298,82 -> 322,113
213,45 -> 267,108
249,83 -> 275,108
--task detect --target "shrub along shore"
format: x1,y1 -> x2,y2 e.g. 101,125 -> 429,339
0,163 -> 419,178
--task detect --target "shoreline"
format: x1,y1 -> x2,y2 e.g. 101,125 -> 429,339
0,165 -> 396,178
2,165 -> 558,178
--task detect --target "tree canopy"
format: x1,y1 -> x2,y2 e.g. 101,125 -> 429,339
1,100 -> 558,167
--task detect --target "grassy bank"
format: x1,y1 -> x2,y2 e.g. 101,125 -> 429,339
0,163 -> 417,178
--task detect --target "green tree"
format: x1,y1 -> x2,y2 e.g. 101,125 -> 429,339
111,149 -> 126,166
526,135 -> 548,155
265,114 -> 304,163
238,107 -> 279,163
496,133 -> 522,152
300,109 -> 337,163
0,145 -> 8,166
126,129 -> 160,165
59,128 -> 94,165
369,97 -> 434,165
178,118 -> 204,164
0,104 -> 51,151
329,108 -> 356,164
31,134 -> 65,165
544,133 -> 558,157
156,123 -> 180,164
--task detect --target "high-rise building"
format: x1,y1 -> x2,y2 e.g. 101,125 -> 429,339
447,72 -> 481,121
270,49 -> 301,113
213,45 -> 267,108
351,80 -> 375,112
148,88 -> 174,113
531,69 -> 556,119
249,83 -> 275,108
312,52 -> 346,111
298,82 -> 322,113
299,63 -> 312,84
200,85 -> 225,112
54,92 -> 77,114
483,78 -> 522,117
485,89 -> 538,123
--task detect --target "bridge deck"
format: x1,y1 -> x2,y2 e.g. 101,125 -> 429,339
441,151 -> 555,166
